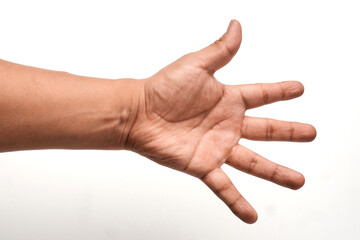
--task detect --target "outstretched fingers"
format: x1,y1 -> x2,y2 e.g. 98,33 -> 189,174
201,168 -> 258,224
227,145 -> 305,190
238,81 -> 304,109
242,116 -> 317,142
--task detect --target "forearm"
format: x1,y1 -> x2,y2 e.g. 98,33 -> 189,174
0,59 -> 142,152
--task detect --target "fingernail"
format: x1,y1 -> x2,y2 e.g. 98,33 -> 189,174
227,19 -> 236,32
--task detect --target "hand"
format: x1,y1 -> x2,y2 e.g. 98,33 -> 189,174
127,20 -> 316,223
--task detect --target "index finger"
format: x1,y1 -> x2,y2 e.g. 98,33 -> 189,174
238,81 -> 304,109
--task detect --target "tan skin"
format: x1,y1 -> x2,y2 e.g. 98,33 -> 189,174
0,20 -> 316,223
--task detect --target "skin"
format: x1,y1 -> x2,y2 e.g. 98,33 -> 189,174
0,20 -> 316,224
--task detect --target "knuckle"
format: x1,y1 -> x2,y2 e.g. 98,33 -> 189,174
266,119 -> 274,140
270,164 -> 280,181
261,84 -> 269,104
213,40 -> 232,59
289,122 -> 295,141
247,155 -> 259,173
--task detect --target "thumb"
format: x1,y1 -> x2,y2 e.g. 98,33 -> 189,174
195,19 -> 242,73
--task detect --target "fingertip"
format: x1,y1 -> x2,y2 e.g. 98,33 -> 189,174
297,123 -> 317,142
297,81 -> 305,96
281,81 -> 304,99
239,208 -> 258,224
246,211 -> 258,224
290,172 -> 305,190
223,19 -> 242,55
307,124 -> 317,141
228,19 -> 242,33
233,201 -> 258,224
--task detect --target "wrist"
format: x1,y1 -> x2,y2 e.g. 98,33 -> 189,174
104,78 -> 145,150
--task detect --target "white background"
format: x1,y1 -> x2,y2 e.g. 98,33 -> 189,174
0,0 -> 359,239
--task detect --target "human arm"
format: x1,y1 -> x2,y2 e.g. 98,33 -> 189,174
0,20 -> 316,223
0,59 -> 141,151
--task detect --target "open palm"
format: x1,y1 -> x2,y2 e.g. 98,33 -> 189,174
128,20 -> 316,223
